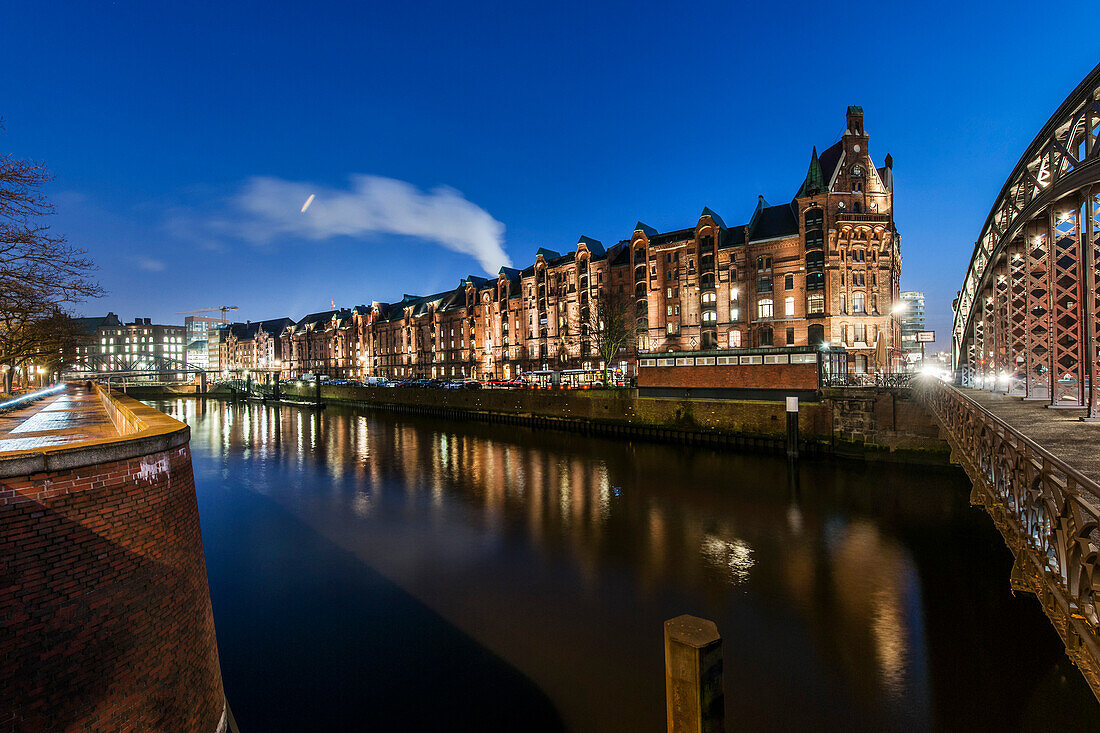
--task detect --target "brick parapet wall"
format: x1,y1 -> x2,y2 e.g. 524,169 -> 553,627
0,441 -> 226,731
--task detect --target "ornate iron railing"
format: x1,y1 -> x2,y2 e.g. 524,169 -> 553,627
917,378 -> 1100,697
821,372 -> 915,389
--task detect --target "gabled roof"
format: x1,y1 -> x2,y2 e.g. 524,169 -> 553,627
699,207 -> 727,230
634,221 -> 658,237
577,236 -> 605,255
817,139 -> 844,190
498,266 -> 521,280
748,199 -> 799,241
535,247 -> 560,260
73,313 -> 122,335
229,317 -> 294,340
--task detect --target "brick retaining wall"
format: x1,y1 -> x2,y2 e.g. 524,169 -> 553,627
0,395 -> 226,732
256,383 -> 949,462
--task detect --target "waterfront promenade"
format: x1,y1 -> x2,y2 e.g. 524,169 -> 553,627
0,388 -> 118,453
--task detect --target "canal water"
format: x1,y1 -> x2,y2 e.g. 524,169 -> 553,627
156,398 -> 1099,731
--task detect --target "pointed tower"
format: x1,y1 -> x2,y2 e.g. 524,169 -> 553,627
797,146 -> 826,198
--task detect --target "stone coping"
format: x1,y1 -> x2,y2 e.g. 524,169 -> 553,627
0,387 -> 190,479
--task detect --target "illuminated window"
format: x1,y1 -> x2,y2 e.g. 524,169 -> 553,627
785,297 -> 795,316
702,311 -> 717,323
757,298 -> 773,318
729,307 -> 740,321
728,330 -> 741,347
701,291 -> 717,304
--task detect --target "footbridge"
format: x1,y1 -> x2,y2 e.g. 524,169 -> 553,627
939,62 -> 1100,700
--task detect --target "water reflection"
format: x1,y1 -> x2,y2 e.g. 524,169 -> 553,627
163,398 -> 1100,732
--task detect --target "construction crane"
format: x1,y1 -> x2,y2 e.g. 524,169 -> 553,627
176,306 -> 239,323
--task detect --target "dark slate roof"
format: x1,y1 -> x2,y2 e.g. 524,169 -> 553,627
229,317 -> 294,340
607,240 -> 631,266
577,236 -> 605,255
499,266 -> 522,280
817,140 -> 844,189
634,222 -> 658,237
648,228 -> 696,246
700,207 -> 727,230
748,200 -> 799,241
535,247 -> 560,259
719,227 -> 747,248
295,310 -> 339,330
72,313 -> 122,335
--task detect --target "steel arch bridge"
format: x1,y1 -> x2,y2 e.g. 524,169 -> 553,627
60,353 -> 204,381
954,62 -> 1100,412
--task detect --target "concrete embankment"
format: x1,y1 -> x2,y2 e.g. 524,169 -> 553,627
205,382 -> 950,463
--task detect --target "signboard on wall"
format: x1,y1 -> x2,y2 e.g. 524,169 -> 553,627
916,331 -> 936,343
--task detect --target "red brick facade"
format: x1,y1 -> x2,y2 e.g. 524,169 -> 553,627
209,107 -> 901,383
0,445 -> 226,732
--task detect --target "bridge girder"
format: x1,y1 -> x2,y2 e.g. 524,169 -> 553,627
955,63 -> 1100,413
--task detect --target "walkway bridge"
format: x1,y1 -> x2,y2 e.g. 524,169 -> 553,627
919,379 -> 1100,697
942,61 -> 1100,700
954,61 -> 1100,409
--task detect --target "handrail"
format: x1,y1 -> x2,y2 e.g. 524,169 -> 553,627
933,380 -> 1100,497
915,376 -> 1100,697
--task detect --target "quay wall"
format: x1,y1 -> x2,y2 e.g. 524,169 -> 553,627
0,390 -> 226,732
242,382 -> 949,462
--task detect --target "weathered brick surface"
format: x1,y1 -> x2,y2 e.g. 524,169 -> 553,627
0,444 -> 225,732
638,362 -> 819,390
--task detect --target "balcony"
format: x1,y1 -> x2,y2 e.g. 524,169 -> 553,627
835,212 -> 890,224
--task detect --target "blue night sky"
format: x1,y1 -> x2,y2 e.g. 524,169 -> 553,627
2,1 -> 1096,349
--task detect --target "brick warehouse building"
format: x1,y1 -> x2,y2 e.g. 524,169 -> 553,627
213,107 -> 900,382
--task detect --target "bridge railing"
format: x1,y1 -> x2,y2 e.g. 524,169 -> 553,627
821,372 -> 914,389
917,377 -> 1100,691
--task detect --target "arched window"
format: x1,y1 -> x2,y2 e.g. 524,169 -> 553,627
804,207 -> 823,228
702,311 -> 717,323
757,298 -> 773,318
808,323 -> 825,346
701,291 -> 717,304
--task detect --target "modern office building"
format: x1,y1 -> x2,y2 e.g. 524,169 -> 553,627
184,316 -> 224,371
899,290 -> 927,367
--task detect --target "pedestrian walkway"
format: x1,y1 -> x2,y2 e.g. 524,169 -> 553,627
0,387 -> 119,454
957,388 -> 1100,483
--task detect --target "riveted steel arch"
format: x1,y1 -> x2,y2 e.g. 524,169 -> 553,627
954,62 -> 1100,411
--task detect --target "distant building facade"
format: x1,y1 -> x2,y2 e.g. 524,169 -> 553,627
899,290 -> 927,367
183,316 -> 224,371
112,107 -> 903,384
69,315 -> 187,375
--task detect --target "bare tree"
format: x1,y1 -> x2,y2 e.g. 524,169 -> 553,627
583,283 -> 634,386
0,127 -> 103,391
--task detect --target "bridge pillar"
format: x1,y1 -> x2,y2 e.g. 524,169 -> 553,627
1024,219 -> 1052,400
1007,239 -> 1028,395
980,287 -> 996,390
1086,186 -> 1100,419
1049,204 -> 1085,407
994,260 -> 1011,392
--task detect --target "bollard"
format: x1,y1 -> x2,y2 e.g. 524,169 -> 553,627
785,396 -> 799,461
664,615 -> 724,733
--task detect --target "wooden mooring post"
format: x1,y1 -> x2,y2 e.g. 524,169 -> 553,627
664,615 -> 724,733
